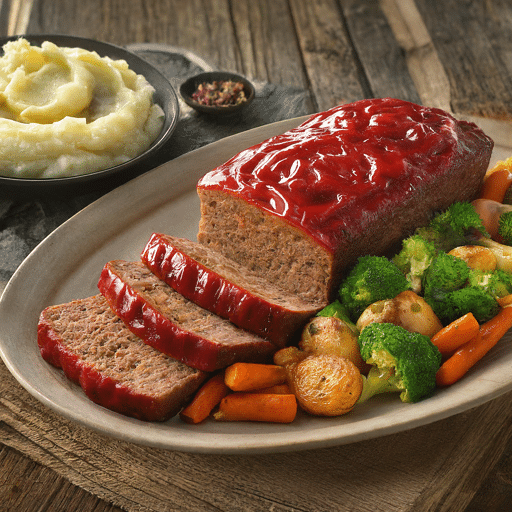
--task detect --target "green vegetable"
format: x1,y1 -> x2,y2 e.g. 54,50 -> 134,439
317,299 -> 350,322
357,323 -> 441,403
468,268 -> 512,298
415,201 -> 489,253
423,252 -> 501,323
392,234 -> 439,293
498,210 -> 512,246
444,286 -> 500,323
338,255 -> 410,322
423,251 -> 470,299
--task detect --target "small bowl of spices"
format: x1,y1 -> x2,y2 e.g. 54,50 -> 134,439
180,71 -> 255,116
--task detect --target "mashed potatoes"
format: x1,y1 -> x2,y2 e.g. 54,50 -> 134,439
0,38 -> 165,178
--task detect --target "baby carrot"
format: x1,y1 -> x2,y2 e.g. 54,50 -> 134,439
478,168 -> 512,203
180,373 -> 230,424
436,305 -> 512,387
497,293 -> 512,307
214,393 -> 297,423
224,362 -> 287,391
430,312 -> 480,356
246,383 -> 291,394
479,304 -> 512,340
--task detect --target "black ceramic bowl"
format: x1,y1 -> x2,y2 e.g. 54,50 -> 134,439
0,34 -> 179,196
180,71 -> 255,116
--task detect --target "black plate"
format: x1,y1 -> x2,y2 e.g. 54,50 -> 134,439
180,71 -> 255,116
0,35 -> 180,196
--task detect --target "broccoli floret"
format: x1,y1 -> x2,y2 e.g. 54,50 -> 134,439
443,286 -> 500,323
422,251 -> 501,323
392,234 -> 438,293
490,269 -> 512,297
338,255 -> 410,322
498,210 -> 512,246
391,202 -> 490,294
317,299 -> 350,321
423,251 -> 470,301
469,268 -> 512,298
357,323 -> 441,403
416,202 -> 489,253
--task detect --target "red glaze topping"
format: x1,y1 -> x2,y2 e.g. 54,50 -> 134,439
141,233 -> 318,346
197,98 -> 490,252
98,261 -> 275,372
37,298 -> 204,422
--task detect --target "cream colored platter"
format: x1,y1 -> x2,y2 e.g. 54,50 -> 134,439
1,116 -> 511,454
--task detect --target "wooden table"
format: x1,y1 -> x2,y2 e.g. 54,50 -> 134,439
2,1 -> 512,511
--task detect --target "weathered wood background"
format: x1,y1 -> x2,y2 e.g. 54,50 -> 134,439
1,0 -> 512,511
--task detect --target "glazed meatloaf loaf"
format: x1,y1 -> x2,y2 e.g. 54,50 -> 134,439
98,260 -> 276,371
141,233 -> 324,346
37,295 -> 207,422
197,97 -> 494,304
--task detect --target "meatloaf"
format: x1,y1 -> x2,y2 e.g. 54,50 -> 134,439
37,295 -> 207,422
197,97 -> 494,303
141,233 -> 323,346
98,260 -> 276,371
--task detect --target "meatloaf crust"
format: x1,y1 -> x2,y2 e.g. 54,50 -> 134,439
197,98 -> 494,303
98,260 -> 276,371
37,295 -> 207,422
141,233 -> 323,347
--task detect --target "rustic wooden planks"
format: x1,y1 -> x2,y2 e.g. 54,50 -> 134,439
414,0 -> 512,120
1,0 -> 512,511
288,0 -> 367,111
0,444 -> 123,512
21,0 -> 512,121
342,0 -> 421,103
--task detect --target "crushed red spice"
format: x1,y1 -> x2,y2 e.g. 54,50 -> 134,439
192,80 -> 247,107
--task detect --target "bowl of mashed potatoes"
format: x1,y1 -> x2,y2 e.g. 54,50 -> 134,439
0,35 -> 179,191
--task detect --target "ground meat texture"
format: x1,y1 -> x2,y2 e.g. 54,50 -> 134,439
141,233 -> 324,347
98,260 -> 276,371
37,295 -> 207,422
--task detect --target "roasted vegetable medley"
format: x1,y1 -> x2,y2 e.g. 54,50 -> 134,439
181,156 -> 512,425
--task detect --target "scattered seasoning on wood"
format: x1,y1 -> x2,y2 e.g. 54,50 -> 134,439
192,80 -> 247,106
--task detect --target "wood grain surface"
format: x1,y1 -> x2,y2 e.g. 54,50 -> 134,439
2,0 -> 512,511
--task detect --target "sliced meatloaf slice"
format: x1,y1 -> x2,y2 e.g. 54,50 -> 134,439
37,295 -> 207,422
141,233 -> 324,347
197,98 -> 494,303
98,260 -> 276,371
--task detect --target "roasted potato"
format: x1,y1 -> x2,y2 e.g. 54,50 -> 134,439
300,316 -> 368,372
273,346 -> 304,367
355,298 -> 398,330
287,354 -> 363,416
448,245 -> 497,271
356,290 -> 442,338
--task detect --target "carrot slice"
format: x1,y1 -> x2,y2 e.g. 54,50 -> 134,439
179,373 -> 230,424
246,383 -> 291,394
497,293 -> 512,307
430,312 -> 480,356
224,362 -> 287,391
214,393 -> 297,423
436,305 -> 512,387
479,304 -> 512,340
479,168 -> 512,203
